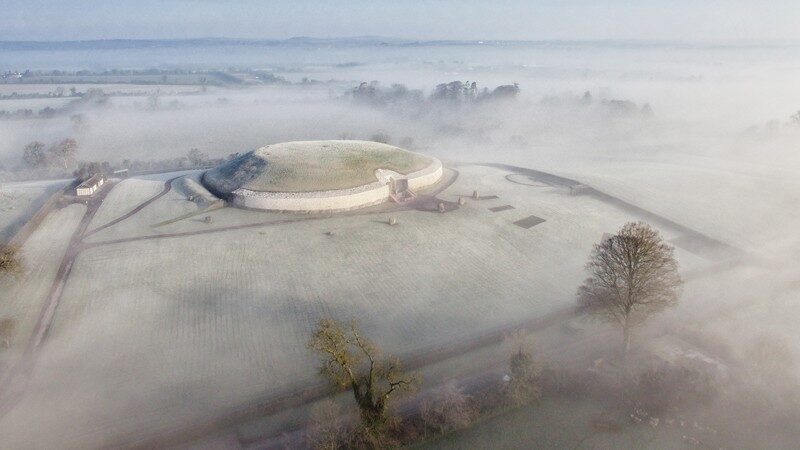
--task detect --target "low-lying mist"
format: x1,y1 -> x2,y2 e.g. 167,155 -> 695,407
1,43 -> 799,447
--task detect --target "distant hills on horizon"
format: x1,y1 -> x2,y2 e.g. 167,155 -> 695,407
2,37 -> 798,51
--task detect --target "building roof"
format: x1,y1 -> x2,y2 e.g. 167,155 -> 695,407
77,173 -> 105,189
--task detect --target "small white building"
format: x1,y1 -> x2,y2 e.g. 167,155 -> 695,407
76,174 -> 106,196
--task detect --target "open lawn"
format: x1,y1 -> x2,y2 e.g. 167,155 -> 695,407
86,178 -> 169,231
0,203 -> 85,366
0,179 -> 67,243
0,165 -> 711,448
547,155 -> 800,253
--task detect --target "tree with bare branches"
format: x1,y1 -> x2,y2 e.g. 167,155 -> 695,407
0,246 -> 22,279
307,400 -> 350,450
420,381 -> 476,435
578,222 -> 682,362
0,247 -> 22,350
22,141 -> 47,168
0,318 -> 15,349
309,318 -> 418,436
49,138 -> 78,169
505,330 -> 542,405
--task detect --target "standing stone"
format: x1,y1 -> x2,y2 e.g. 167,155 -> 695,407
472,190 -> 479,199
458,197 -> 466,206
389,217 -> 397,225
438,202 -> 446,213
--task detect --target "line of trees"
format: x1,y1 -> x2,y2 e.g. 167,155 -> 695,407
0,88 -> 108,122
349,80 -> 520,110
15,137 -> 222,181
23,139 -> 78,170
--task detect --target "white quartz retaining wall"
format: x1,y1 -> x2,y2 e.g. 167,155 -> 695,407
230,158 -> 443,212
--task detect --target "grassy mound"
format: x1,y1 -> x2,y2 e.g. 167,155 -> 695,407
203,140 -> 432,194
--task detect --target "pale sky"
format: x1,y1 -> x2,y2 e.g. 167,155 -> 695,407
1,0 -> 799,42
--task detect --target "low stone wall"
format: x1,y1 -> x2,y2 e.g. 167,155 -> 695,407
407,158 -> 443,191
229,158 -> 443,212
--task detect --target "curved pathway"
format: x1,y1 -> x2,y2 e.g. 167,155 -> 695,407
84,176 -> 181,237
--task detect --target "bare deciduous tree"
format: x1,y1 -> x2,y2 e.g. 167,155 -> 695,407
0,247 -> 22,279
307,399 -> 350,450
49,138 -> 78,169
187,148 -> 208,166
369,132 -> 390,144
22,141 -> 47,168
791,110 -> 800,125
0,317 -> 15,349
505,330 -> 542,405
578,222 -> 682,361
309,318 -> 418,435
420,381 -> 476,435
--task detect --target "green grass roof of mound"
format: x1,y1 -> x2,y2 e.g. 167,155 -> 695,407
203,140 -> 432,193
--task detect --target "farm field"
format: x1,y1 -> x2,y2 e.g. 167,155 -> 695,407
0,97 -> 74,111
0,83 -> 208,96
0,179 -> 67,243
0,83 -> 215,116
85,177 -> 173,231
0,164 -> 716,448
538,154 -> 800,253
0,72 -> 233,85
0,203 -> 85,366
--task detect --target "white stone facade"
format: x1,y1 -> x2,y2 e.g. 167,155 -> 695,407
229,158 -> 443,212
76,174 -> 106,197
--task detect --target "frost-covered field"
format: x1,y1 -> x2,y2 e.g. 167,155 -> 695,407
0,165 -> 710,448
0,97 -> 73,111
86,178 -> 167,230
551,156 -> 800,252
0,179 -> 66,243
0,203 -> 85,365
0,84 -> 202,95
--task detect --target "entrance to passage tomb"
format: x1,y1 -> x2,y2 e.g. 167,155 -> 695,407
389,177 -> 416,204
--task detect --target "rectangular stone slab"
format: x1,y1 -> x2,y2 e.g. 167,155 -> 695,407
513,215 -> 546,229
